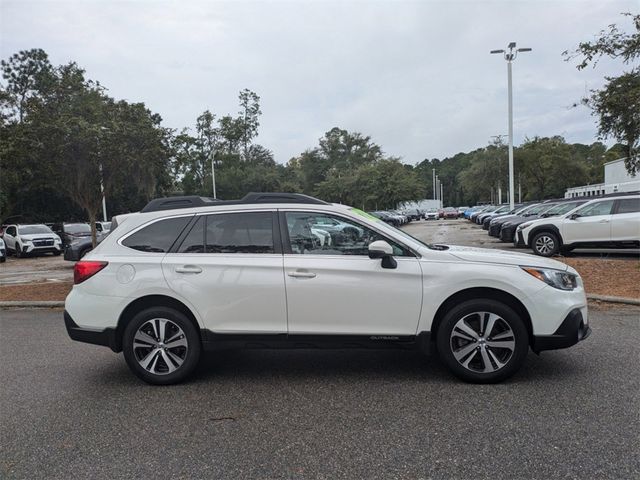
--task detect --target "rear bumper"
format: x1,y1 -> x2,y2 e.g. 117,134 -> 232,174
532,308 -> 591,353
64,310 -> 120,352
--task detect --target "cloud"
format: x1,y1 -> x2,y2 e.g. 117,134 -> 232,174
1,0 -> 636,163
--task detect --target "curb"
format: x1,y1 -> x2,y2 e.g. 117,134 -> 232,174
0,301 -> 64,308
1,296 -> 638,308
586,294 -> 640,306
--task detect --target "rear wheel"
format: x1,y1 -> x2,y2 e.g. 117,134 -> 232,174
436,299 -> 529,383
531,231 -> 560,257
123,307 -> 201,385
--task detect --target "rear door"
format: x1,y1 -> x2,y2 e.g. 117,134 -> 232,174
162,210 -> 287,334
561,199 -> 615,244
611,198 -> 640,242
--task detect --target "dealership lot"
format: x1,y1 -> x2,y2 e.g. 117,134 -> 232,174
1,306 -> 639,479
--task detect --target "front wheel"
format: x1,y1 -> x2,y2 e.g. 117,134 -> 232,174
531,231 -> 560,257
14,243 -> 23,258
436,299 -> 529,383
123,307 -> 201,385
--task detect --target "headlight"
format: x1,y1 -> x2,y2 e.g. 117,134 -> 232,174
522,267 -> 578,291
518,222 -> 533,231
54,236 -> 62,243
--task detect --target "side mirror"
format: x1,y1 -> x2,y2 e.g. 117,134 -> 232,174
569,213 -> 581,220
368,240 -> 397,269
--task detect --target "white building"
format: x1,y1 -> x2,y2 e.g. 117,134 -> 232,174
565,158 -> 640,198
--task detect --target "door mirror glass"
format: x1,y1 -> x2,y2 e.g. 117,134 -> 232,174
569,213 -> 580,220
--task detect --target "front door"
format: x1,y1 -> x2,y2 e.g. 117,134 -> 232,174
562,199 -> 615,244
162,211 -> 287,334
281,211 -> 423,336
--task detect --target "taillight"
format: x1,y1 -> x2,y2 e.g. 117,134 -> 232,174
74,261 -> 108,284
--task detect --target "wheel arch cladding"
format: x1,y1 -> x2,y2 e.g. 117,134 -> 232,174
116,295 -> 201,351
430,287 -> 533,345
530,225 -> 562,246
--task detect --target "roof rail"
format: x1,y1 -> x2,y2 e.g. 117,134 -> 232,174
140,196 -> 223,212
239,192 -> 329,205
140,192 -> 329,213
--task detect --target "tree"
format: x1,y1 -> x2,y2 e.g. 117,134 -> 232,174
1,51 -> 172,245
564,12 -> 640,174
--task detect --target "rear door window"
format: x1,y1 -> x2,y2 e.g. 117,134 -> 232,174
122,216 -> 191,253
203,212 -> 275,254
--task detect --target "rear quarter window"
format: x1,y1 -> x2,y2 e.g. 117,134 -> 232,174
122,216 -> 191,253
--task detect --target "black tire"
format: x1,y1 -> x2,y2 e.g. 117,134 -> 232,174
0,256 -> 5,263
53,250 -> 62,256
123,306 -> 201,385
436,299 -> 529,384
531,231 -> 560,257
14,243 -> 22,258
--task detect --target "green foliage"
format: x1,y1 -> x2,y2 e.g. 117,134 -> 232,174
564,12 -> 640,173
0,49 -> 171,244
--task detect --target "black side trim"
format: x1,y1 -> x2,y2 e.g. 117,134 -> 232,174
64,311 -> 119,352
532,308 -> 591,353
201,330 -> 431,352
528,224 -> 563,246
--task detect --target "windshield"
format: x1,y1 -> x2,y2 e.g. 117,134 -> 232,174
18,225 -> 53,235
66,223 -> 91,234
546,201 -> 588,215
350,208 -> 435,250
516,204 -> 538,215
526,203 -> 556,215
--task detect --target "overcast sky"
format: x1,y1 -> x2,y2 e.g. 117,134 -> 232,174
1,0 -> 637,164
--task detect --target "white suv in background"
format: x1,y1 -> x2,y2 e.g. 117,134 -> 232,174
3,224 -> 63,257
65,193 -> 591,385
517,195 -> 640,256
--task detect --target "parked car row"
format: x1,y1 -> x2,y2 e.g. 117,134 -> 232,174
0,222 -> 111,260
466,193 -> 640,257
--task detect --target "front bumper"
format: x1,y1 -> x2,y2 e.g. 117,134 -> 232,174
500,225 -> 516,242
64,310 -> 120,352
488,224 -> 501,237
532,308 -> 591,353
514,230 -> 526,248
23,244 -> 62,254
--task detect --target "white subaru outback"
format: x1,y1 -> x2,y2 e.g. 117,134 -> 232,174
64,193 -> 590,385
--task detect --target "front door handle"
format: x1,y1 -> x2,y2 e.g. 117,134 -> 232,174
598,219 -> 609,223
287,271 -> 317,278
175,265 -> 203,274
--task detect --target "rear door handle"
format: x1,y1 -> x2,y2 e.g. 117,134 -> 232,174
287,271 -> 317,278
175,265 -> 203,274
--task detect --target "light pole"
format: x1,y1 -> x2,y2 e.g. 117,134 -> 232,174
99,126 -> 110,222
491,42 -> 531,210
210,149 -> 217,199
432,168 -> 436,201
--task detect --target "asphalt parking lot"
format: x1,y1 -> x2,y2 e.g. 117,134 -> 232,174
403,218 -> 640,258
1,306 -> 638,479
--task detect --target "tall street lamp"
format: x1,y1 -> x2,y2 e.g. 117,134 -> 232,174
210,149 -> 217,199
490,42 -> 531,210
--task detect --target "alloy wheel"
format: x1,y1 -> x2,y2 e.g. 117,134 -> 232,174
535,235 -> 555,255
449,311 -> 515,373
133,318 -> 188,375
